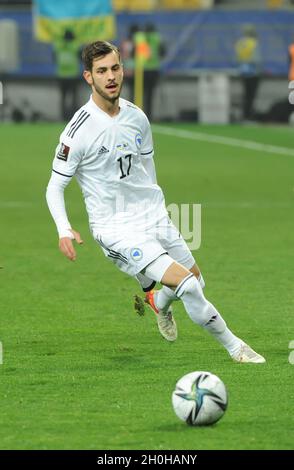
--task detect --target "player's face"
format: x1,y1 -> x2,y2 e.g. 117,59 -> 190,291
84,51 -> 123,104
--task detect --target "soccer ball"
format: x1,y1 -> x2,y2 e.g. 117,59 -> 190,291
172,371 -> 228,426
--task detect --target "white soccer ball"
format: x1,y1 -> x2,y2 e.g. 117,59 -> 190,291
172,371 -> 228,426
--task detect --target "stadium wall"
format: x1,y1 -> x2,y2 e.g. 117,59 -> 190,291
0,9 -> 293,76
0,74 -> 288,122
0,8 -> 291,121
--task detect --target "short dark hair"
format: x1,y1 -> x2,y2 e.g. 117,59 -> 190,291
82,41 -> 120,71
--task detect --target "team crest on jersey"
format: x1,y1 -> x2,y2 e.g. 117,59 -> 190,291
57,143 -> 70,161
135,133 -> 142,148
130,248 -> 143,261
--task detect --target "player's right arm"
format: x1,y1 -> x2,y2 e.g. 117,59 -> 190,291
46,131 -> 84,261
59,228 -> 83,262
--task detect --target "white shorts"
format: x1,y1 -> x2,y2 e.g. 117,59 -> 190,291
95,216 -> 195,289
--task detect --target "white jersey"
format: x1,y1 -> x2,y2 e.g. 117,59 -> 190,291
52,96 -> 167,238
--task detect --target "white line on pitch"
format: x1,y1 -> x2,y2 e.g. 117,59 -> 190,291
152,125 -> 294,157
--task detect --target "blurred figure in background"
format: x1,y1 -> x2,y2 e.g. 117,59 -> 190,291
120,24 -> 138,102
288,36 -> 294,84
53,29 -> 81,121
143,23 -> 165,122
235,24 -> 261,122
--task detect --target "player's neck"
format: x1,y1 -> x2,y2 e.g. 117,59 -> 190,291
92,93 -> 120,117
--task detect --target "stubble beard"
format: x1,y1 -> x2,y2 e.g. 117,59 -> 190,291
92,79 -> 122,104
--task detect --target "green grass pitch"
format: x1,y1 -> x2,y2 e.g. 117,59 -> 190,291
0,122 -> 294,450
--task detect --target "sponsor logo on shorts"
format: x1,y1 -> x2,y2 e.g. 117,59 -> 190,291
131,248 -> 143,261
57,143 -> 70,161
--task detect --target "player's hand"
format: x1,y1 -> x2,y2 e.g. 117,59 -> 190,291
59,229 -> 83,261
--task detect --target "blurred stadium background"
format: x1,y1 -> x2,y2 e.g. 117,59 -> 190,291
1,0 -> 294,123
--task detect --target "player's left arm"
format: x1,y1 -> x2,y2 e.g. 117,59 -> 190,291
142,158 -> 157,184
140,114 -> 157,184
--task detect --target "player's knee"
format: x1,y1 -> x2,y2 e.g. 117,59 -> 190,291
175,274 -> 209,325
189,265 -> 205,289
175,273 -> 204,300
198,273 -> 205,289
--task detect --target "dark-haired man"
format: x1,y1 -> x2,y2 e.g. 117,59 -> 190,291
46,41 -> 265,363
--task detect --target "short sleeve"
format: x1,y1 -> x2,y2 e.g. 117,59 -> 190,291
52,133 -> 84,177
140,113 -> 154,159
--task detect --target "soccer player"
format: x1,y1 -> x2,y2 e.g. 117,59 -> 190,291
46,41 -> 265,363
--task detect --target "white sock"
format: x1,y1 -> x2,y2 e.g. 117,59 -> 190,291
175,274 -> 241,355
211,328 -> 242,356
198,273 -> 205,289
155,272 -> 205,312
154,286 -> 178,312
